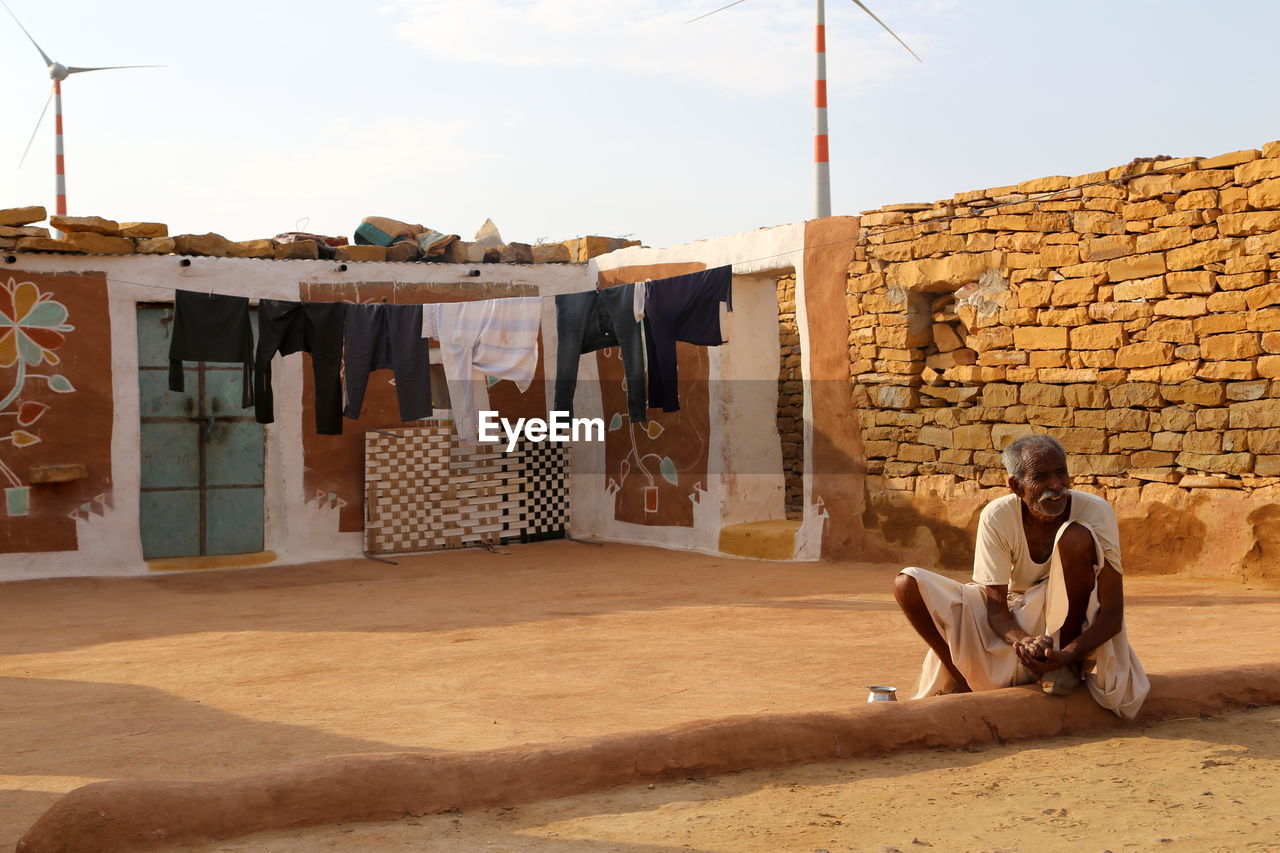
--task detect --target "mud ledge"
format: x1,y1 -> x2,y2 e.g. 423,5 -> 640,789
17,664 -> 1280,853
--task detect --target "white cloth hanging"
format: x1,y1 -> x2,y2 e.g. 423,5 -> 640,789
421,297 -> 543,442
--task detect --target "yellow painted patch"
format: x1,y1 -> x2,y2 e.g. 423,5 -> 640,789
717,520 -> 800,561
147,551 -> 277,573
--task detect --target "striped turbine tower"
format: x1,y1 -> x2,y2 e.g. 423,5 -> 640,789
814,0 -> 831,218
691,0 -> 921,220
4,0 -> 161,219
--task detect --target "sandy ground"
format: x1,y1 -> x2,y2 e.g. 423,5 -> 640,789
2,541 -> 1279,849
184,707 -> 1280,853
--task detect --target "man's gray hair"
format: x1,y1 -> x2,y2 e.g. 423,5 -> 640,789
1001,433 -> 1067,482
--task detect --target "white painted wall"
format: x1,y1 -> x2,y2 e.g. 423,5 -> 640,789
0,253 -> 590,581
583,223 -> 822,556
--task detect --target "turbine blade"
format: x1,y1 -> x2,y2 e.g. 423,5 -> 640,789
686,0 -> 750,25
0,0 -> 54,67
17,84 -> 54,169
65,64 -> 166,74
849,0 -> 923,63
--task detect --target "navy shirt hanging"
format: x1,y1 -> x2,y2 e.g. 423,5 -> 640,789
168,289 -> 255,408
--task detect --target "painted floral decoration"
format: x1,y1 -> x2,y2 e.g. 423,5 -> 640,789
1,279 -> 74,367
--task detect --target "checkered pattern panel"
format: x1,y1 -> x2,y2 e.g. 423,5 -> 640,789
501,440 -> 570,543
363,425 -> 568,554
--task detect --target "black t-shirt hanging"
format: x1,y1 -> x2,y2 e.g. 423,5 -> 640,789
168,289 -> 255,408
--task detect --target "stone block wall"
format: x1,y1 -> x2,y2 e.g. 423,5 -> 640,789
775,275 -> 804,518
847,142 -> 1280,582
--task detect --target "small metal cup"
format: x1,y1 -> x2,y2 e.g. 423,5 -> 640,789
866,685 -> 898,703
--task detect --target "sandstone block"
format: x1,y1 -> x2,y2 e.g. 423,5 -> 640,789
63,231 -> 133,254
1018,383 -> 1063,406
0,205 -> 46,227
1165,270 -> 1216,294
1247,177 -> 1280,209
1038,368 -> 1099,384
1070,323 -> 1126,350
925,348 -> 978,370
898,444 -> 938,463
1121,200 -> 1172,220
1073,455 -> 1129,476
978,350 -> 1029,366
1134,227 -> 1193,253
50,214 -> 119,235
1040,244 -> 1081,266
1112,276 -> 1165,301
1193,314 -> 1246,336
1049,278 -> 1098,306
1245,282 -> 1280,311
886,252 -> 1004,291
1227,380 -> 1270,403
1081,235 -> 1135,262
952,424 -> 992,450
1176,451 -> 1254,474
918,426 -> 952,447
932,323 -> 964,352
991,423 -> 1034,450
1196,360 -> 1258,381
1049,427 -> 1107,454
0,225 -> 49,238
1248,429 -> 1280,453
1065,384 -> 1109,408
1013,327 -> 1067,350
1217,211 -> 1280,236
1153,297 -> 1208,317
1029,350 -> 1067,369
1071,211 -> 1125,235
1220,186 -> 1250,213
1132,450 -> 1177,469
1243,232 -> 1280,254
1235,158 -> 1280,183
1078,350 -> 1117,368
1184,431 -> 1224,454
15,236 -> 82,253
1229,398 -> 1280,428
1259,355 -> 1280,378
531,242 -> 572,263
1038,307 -> 1089,326
1142,318 -> 1194,343
274,241 -> 320,260
173,233 -> 234,257
386,241 -> 421,262
871,386 -> 919,409
1174,191 -> 1218,212
1106,408 -> 1150,431
1127,174 -> 1177,200
982,384 -> 1019,407
1116,341 -> 1174,368
119,221 -> 168,238
1109,382 -> 1162,408
135,237 -> 176,254
1108,253 -> 1166,282
229,239 -> 274,259
1205,292 -> 1247,315
1217,272 -> 1267,292
1176,169 -> 1234,190
335,244 -> 386,261
1166,238 -> 1244,270
1199,149 -> 1259,169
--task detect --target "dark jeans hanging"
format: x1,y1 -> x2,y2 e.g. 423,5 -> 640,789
255,300 -> 347,435
554,284 -> 647,423
168,289 -> 255,408
343,303 -> 432,422
643,266 -> 733,413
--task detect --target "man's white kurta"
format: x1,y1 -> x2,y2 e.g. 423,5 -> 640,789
900,490 -> 1150,719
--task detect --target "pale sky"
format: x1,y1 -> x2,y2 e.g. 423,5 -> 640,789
2,1 -> 1278,249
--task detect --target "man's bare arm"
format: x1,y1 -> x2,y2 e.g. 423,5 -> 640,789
1059,563 -> 1124,662
980,585 -> 1048,666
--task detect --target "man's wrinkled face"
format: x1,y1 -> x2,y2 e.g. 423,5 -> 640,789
1010,447 -> 1071,520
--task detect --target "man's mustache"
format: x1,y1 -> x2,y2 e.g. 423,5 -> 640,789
1039,489 -> 1067,501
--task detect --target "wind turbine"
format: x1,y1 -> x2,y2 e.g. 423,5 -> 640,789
690,0 -> 921,219
3,0 -> 162,218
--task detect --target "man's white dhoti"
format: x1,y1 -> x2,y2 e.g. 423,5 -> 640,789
901,491 -> 1150,719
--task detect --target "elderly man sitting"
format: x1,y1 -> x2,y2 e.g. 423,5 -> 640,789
893,434 -> 1149,719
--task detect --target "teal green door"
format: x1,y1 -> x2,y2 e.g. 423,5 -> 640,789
137,304 -> 264,559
